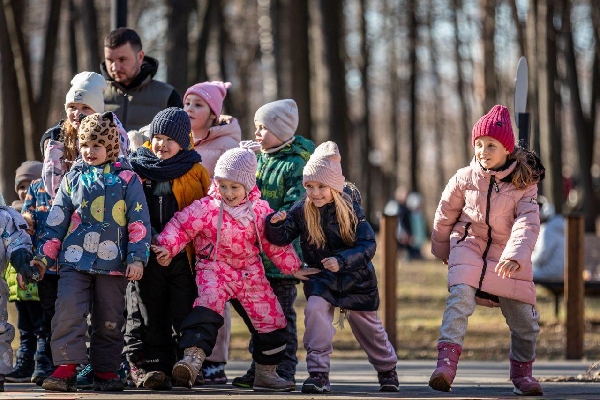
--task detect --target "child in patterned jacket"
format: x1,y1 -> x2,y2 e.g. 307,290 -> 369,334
28,112 -> 151,393
152,143 -> 316,392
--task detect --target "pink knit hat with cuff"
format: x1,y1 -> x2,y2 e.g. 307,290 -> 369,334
472,105 -> 515,153
303,141 -> 345,193
184,81 -> 231,118
213,141 -> 258,193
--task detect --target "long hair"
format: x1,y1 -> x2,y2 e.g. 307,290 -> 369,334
303,188 -> 358,249
508,147 -> 543,189
60,120 -> 79,163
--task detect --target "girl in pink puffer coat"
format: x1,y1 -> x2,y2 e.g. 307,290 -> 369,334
429,105 -> 545,396
152,144 -> 308,392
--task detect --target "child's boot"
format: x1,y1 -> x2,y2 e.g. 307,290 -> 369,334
301,371 -> 330,394
0,374 -> 4,392
378,367 -> 400,392
5,350 -> 35,382
429,342 -> 461,392
42,364 -> 77,392
253,363 -> 295,392
93,371 -> 125,391
510,358 -> 543,396
31,353 -> 54,385
172,347 -> 206,388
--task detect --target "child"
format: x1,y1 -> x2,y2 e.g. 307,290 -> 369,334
233,99 -> 314,388
428,105 -> 544,396
3,161 -> 47,384
125,108 -> 210,390
152,144 -> 307,392
29,112 -> 151,392
0,191 -> 34,392
265,141 -> 399,394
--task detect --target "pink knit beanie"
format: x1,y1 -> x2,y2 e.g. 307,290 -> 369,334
472,105 -> 515,153
303,141 -> 345,193
184,81 -> 232,117
213,142 -> 258,193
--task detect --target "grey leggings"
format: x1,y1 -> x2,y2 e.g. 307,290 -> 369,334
439,284 -> 540,362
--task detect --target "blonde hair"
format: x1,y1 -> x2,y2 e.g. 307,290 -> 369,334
60,119 -> 79,163
303,188 -> 358,249
508,147 -> 543,189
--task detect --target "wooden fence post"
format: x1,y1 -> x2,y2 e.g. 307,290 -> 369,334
565,214 -> 584,359
380,214 -> 398,351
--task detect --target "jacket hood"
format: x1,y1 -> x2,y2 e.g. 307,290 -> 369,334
100,56 -> 159,90
71,156 -> 133,174
202,116 -> 242,143
470,150 -> 546,184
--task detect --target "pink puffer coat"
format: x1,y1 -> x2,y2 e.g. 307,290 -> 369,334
431,158 -> 541,306
193,116 -> 242,178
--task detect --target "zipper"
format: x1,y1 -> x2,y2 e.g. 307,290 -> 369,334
159,196 -> 163,229
122,91 -> 129,127
457,222 -> 471,244
477,176 -> 495,290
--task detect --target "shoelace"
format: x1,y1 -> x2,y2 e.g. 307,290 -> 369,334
78,364 -> 93,377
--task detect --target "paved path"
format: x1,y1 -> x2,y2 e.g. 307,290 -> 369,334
1,360 -> 599,399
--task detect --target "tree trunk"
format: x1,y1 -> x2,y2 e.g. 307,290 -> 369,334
68,0 -> 79,77
508,0 -> 526,57
80,0 -> 101,71
385,0 -> 399,189
452,0 -> 471,164
428,6 -> 445,196
194,0 -> 215,83
165,0 -> 192,96
480,0 -> 497,112
407,0 -> 419,192
526,0 -> 541,154
320,0 -> 350,172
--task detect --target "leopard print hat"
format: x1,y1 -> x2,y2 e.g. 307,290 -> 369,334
78,112 -> 121,163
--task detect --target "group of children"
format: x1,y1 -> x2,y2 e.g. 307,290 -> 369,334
0,71 -> 546,396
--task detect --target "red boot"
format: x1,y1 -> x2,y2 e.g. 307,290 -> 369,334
42,364 -> 77,392
510,358 -> 543,396
429,342 -> 461,392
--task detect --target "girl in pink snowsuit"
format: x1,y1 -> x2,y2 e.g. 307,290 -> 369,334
429,105 -> 545,396
152,143 -> 303,392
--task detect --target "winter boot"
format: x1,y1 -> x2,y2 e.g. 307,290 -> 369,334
378,367 -> 400,392
253,363 -> 295,392
141,371 -> 172,390
510,358 -> 543,396
202,360 -> 227,384
128,364 -> 147,388
0,374 -> 4,392
31,353 -> 55,385
232,369 -> 255,388
172,347 -> 206,389
301,371 -> 330,394
92,371 -> 125,391
429,342 -> 462,392
5,351 -> 35,383
42,364 -> 78,392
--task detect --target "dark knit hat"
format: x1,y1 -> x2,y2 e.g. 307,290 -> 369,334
472,105 -> 515,153
15,161 -> 43,190
150,107 -> 192,150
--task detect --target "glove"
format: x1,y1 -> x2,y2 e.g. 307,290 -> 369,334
10,249 -> 38,285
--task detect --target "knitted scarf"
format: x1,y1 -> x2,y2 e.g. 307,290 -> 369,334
129,146 -> 202,182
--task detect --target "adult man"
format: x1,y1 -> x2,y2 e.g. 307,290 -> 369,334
101,28 -> 182,131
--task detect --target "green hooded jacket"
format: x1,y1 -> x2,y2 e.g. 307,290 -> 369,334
256,135 -> 315,280
2,263 -> 39,301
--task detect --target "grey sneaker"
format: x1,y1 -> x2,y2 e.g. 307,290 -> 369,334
172,347 -> 206,389
253,364 -> 295,392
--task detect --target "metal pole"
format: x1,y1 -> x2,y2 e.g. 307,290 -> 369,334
111,0 -> 128,30
380,214 -> 398,351
517,112 -> 530,149
565,214 -> 584,359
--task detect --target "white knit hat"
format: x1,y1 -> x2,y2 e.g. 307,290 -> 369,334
65,72 -> 107,113
214,142 -> 258,193
254,99 -> 299,143
303,141 -> 345,193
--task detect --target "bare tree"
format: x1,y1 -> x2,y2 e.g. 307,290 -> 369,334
165,0 -> 193,96
407,0 -> 418,192
480,0 -> 497,111
452,0 -> 471,165
80,0 -> 101,71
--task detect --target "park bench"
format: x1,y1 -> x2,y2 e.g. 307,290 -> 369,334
534,233 -> 600,317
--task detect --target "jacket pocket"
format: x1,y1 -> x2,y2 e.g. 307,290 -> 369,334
457,222 -> 471,244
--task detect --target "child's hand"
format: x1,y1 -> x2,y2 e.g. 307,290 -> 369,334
321,257 -> 340,272
152,245 -> 172,267
293,267 -> 320,281
270,211 -> 287,224
126,263 -> 144,281
495,260 -> 520,279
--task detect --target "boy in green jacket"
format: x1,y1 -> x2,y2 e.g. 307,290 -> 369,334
232,99 -> 314,387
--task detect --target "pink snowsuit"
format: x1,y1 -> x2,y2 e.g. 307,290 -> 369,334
431,158 -> 540,306
157,182 -> 301,333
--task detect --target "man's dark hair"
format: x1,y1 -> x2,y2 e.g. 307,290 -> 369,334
104,28 -> 142,52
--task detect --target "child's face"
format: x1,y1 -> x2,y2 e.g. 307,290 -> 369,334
152,134 -> 183,160
66,103 -> 95,130
304,181 -> 333,208
217,178 -> 246,207
80,143 -> 107,166
16,180 -> 31,201
185,94 -> 216,133
474,136 -> 510,170
255,124 -> 283,150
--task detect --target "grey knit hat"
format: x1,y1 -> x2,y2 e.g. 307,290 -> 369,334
254,99 -> 299,143
303,141 -> 345,193
150,107 -> 191,150
15,161 -> 43,190
214,142 -> 258,193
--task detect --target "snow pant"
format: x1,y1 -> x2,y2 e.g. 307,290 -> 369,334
246,280 -> 298,377
205,302 -> 230,363
37,273 -> 59,362
0,277 -> 15,374
15,300 -> 46,355
124,254 -> 197,374
303,295 -> 397,373
51,266 -> 128,372
439,284 -> 540,362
